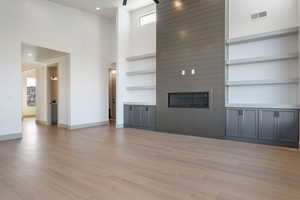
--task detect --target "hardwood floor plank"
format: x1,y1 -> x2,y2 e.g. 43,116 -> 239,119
0,118 -> 299,200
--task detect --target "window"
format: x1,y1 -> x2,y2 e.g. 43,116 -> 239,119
26,77 -> 36,87
26,77 -> 36,107
139,12 -> 156,26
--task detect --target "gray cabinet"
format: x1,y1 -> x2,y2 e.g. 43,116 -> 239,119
278,110 -> 299,144
226,108 -> 257,140
51,103 -> 58,125
142,106 -> 156,130
124,105 -> 134,127
124,105 -> 156,130
258,110 -> 277,142
226,108 -> 299,148
133,105 -> 143,128
259,109 -> 299,147
226,109 -> 240,138
241,109 -> 258,139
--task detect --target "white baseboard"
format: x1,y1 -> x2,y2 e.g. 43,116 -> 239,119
57,124 -> 68,129
116,124 -> 124,128
0,133 -> 22,142
68,121 -> 109,130
38,120 -> 109,130
36,120 -> 50,126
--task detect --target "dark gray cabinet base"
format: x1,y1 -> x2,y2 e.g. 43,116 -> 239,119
124,105 -> 156,131
226,108 -> 299,148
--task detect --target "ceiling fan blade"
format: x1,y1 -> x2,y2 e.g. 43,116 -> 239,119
153,0 -> 159,4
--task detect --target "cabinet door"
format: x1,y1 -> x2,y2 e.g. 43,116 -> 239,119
259,110 -> 277,142
278,110 -> 299,144
240,109 -> 257,139
142,106 -> 156,130
124,105 -> 134,127
226,109 -> 240,137
133,105 -> 143,128
148,106 -> 156,130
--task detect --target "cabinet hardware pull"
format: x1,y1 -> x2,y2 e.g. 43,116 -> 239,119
238,110 -> 243,116
274,111 -> 280,118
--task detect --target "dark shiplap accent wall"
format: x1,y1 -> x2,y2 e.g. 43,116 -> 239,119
156,0 -> 225,138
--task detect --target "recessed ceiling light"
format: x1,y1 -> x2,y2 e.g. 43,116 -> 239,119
174,1 -> 182,9
96,7 -> 100,10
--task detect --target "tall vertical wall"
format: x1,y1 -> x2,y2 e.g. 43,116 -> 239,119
156,0 -> 226,138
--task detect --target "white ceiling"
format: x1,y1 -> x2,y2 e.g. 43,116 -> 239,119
22,43 -> 68,71
47,0 -> 154,19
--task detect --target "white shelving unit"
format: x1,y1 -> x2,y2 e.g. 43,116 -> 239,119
126,69 -> 156,76
126,85 -> 156,90
226,79 -> 299,87
226,27 -> 299,45
226,53 -> 299,66
226,103 -> 300,109
126,52 -> 156,61
124,51 -> 157,105
123,101 -> 156,106
225,27 -> 299,109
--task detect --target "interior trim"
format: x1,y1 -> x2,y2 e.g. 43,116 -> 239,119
68,121 -> 109,130
0,133 -> 22,142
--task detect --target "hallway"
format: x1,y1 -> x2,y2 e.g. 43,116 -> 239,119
0,119 -> 300,199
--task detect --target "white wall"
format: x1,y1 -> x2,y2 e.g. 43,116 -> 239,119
130,4 -> 156,55
116,8 -> 131,127
115,5 -> 157,126
124,5 -> 157,105
298,1 -> 300,105
36,66 -> 48,123
229,0 -> 298,38
0,0 -> 114,137
22,69 -> 37,117
45,56 -> 70,126
227,0 -> 299,107
35,55 -> 71,125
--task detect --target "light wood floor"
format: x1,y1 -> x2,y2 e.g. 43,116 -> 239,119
0,118 -> 300,200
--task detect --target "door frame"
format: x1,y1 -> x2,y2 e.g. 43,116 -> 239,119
108,66 -> 117,121
47,64 -> 59,125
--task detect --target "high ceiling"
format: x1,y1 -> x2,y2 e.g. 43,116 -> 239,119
47,0 -> 154,19
22,43 -> 68,71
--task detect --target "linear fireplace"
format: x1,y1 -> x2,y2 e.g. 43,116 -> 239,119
168,92 -> 209,108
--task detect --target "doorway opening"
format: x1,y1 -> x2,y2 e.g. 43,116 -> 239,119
109,68 -> 117,127
21,43 -> 69,128
48,65 -> 58,125
22,70 -> 37,120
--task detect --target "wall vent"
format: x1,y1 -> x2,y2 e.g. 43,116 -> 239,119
251,11 -> 267,20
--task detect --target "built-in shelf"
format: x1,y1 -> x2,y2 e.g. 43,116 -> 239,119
124,102 -> 156,106
226,103 -> 300,109
126,85 -> 156,90
226,53 -> 299,65
226,27 -> 299,45
126,53 -> 156,61
226,79 -> 299,87
126,69 -> 156,76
